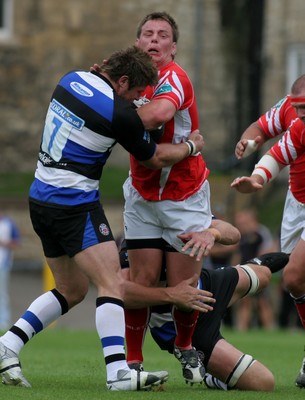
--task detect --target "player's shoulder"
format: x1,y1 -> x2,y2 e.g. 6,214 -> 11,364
289,117 -> 305,137
161,61 -> 191,82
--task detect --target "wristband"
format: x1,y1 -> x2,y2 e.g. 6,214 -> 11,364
185,140 -> 197,156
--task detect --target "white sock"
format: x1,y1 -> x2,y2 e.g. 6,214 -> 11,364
95,298 -> 128,381
1,291 -> 63,355
204,373 -> 228,390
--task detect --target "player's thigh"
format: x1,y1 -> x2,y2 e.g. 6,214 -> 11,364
123,177 -> 163,240
208,339 -> 245,381
127,248 -> 163,286
283,238 -> 305,293
160,181 -> 212,252
74,241 -> 124,297
166,251 -> 202,286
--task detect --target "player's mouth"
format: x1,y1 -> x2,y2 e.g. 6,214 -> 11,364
148,48 -> 159,54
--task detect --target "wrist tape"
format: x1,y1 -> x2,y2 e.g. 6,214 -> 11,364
251,154 -> 280,184
242,139 -> 259,158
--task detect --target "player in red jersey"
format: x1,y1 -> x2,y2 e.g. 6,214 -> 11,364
123,12 -> 211,385
232,74 -> 305,388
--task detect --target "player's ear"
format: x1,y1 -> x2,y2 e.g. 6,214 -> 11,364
171,42 -> 177,58
118,76 -> 129,89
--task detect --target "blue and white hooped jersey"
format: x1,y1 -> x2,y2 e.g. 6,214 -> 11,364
29,70 -> 156,207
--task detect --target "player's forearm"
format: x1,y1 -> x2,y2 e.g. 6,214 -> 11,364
251,151 -> 285,184
210,220 -> 241,245
240,121 -> 266,142
142,133 -> 202,169
124,281 -> 172,308
124,279 -> 215,312
137,99 -> 175,130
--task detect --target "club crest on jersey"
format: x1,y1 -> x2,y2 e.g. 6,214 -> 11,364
99,223 -> 110,236
70,82 -> 94,97
155,83 -> 172,96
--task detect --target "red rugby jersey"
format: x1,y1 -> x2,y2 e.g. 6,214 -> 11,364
130,61 -> 209,201
258,95 -> 305,202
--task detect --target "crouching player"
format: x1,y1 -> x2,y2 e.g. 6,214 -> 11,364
120,229 -> 289,391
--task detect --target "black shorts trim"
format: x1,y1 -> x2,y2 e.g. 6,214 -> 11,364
126,238 -> 177,252
126,238 -> 166,250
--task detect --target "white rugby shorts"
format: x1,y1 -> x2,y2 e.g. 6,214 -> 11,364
281,189 -> 305,253
123,177 -> 212,253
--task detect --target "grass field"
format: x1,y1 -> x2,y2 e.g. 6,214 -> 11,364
0,327 -> 304,400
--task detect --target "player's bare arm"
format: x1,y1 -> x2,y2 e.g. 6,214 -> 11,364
178,219 -> 240,262
231,150 -> 285,193
137,98 -> 176,130
122,271 -> 215,312
141,129 -> 204,170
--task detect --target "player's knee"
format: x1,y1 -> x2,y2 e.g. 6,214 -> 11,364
245,368 -> 275,391
232,358 -> 275,391
239,265 -> 260,296
62,282 -> 89,307
283,264 -> 304,294
256,267 -> 271,291
259,370 -> 275,391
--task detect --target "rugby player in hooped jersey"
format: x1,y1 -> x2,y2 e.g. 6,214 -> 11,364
0,46 -> 205,391
123,12 -> 212,385
233,74 -> 305,388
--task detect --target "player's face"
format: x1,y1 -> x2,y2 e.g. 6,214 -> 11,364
118,85 -> 146,102
293,104 -> 305,124
136,19 -> 177,69
291,94 -> 305,124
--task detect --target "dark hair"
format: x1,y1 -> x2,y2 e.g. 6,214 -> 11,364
136,11 -> 179,43
100,46 -> 158,89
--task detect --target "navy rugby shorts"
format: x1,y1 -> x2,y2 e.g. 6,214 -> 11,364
29,200 -> 114,257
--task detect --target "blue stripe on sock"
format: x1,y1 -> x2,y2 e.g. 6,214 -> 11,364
21,311 -> 43,333
101,336 -> 124,348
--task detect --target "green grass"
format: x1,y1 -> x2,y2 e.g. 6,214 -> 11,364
0,328 -> 304,399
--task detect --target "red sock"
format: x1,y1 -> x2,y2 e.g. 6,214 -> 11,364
124,307 -> 150,363
173,307 -> 199,350
295,300 -> 305,329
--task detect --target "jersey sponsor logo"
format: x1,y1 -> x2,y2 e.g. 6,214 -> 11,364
70,81 -> 94,97
50,99 -> 84,130
155,83 -> 172,96
38,151 -> 54,165
273,97 -> 286,109
99,223 -> 110,236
